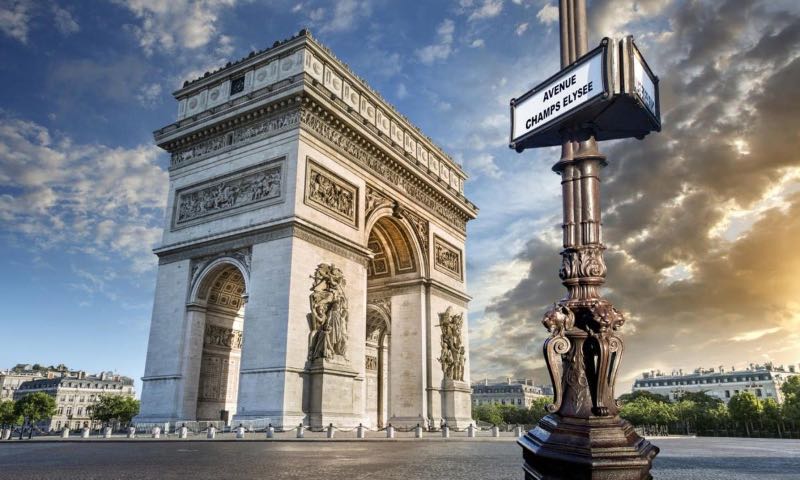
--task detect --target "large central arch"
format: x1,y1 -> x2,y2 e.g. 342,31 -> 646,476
364,214 -> 425,428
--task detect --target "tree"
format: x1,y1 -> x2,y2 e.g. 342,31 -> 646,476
13,392 -> 56,439
781,376 -> 800,425
620,397 -> 676,433
618,390 -> 670,405
89,395 -> 140,429
0,400 -> 22,430
761,398 -> 783,438
472,403 -> 503,426
728,392 -> 762,436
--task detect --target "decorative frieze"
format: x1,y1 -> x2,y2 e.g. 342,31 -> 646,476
300,107 -> 468,233
204,324 -> 243,349
433,235 -> 463,280
173,159 -> 283,229
365,185 -> 392,221
170,109 -> 300,168
403,209 -> 430,264
304,159 -> 358,228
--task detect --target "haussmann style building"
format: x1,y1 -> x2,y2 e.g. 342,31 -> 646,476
471,378 -> 553,408
135,30 -> 478,430
13,370 -> 135,431
631,362 -> 799,403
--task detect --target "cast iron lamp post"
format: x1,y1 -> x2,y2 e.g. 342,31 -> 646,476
517,0 -> 659,478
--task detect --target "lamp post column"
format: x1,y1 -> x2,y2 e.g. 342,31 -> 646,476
518,1 -> 659,478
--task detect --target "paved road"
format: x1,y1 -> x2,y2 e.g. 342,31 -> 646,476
0,437 -> 798,479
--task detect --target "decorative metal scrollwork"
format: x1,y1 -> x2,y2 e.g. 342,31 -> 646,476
542,303 -> 575,413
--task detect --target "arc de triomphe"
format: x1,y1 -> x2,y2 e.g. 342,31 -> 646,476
136,30 -> 478,429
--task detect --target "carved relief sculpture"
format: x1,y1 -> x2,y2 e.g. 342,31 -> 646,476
204,324 -> 244,349
437,306 -> 465,382
307,263 -> 349,362
305,159 -> 358,227
174,161 -> 282,228
433,235 -> 462,280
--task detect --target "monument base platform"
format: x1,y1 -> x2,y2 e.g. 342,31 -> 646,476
442,379 -> 474,429
305,358 -> 361,429
519,413 -> 659,480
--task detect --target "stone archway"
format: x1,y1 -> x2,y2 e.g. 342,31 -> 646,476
365,214 -> 424,428
188,260 -> 249,423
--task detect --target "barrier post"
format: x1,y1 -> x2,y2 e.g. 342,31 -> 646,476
235,425 -> 245,439
296,423 -> 305,439
207,426 -> 216,439
356,423 -> 365,439
82,427 -> 90,439
178,425 -> 188,439
266,424 -> 274,439
386,424 -> 395,439
326,423 -> 334,439
61,427 -> 70,439
415,424 -> 423,438
491,425 -> 499,437
104,426 -> 113,438
468,424 -> 476,438
442,424 -> 450,438
151,426 -> 161,439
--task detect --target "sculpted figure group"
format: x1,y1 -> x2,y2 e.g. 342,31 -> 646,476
437,306 -> 465,381
177,168 -> 281,223
307,263 -> 349,362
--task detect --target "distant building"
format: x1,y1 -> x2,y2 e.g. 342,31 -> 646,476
13,370 -> 135,431
471,378 -> 552,408
631,363 -> 799,404
1,364 -> 71,401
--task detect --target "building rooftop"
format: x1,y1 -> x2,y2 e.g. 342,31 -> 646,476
636,362 -> 798,381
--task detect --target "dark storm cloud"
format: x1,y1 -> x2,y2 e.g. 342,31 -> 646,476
474,0 -> 800,385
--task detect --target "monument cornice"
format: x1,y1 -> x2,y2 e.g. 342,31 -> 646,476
154,216 -> 373,267
299,95 -> 475,234
166,29 -> 466,184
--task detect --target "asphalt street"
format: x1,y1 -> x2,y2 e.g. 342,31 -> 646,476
0,436 -> 798,479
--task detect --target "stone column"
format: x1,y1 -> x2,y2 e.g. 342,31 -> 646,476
178,303 -> 206,419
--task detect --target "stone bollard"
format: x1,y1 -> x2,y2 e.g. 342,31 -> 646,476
266,424 -> 274,439
82,427 -> 90,439
356,423 -> 365,439
151,426 -> 161,439
61,427 -> 70,439
467,424 -> 476,438
103,426 -> 113,438
296,423 -> 304,439
514,425 -> 523,437
1,428 -> 9,440
491,425 -> 499,438
235,425 -> 245,439
441,425 -> 450,438
415,424 -> 423,438
178,426 -> 188,439
386,424 -> 395,439
128,426 -> 136,439
326,423 -> 334,439
207,426 -> 216,439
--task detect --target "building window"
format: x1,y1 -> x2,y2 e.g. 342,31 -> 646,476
725,390 -> 730,398
58,407 -> 63,415
66,407 -> 72,415
756,389 -> 763,397
517,399 -> 522,405
230,75 -> 245,95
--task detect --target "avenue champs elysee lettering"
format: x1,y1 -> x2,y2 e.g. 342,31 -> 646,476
511,49 -> 605,143
524,74 -> 594,130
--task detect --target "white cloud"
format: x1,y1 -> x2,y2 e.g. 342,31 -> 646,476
52,4 -> 79,35
0,0 -> 32,43
536,3 -> 558,25
396,83 -> 408,99
320,0 -> 371,33
465,152 -> 502,179
416,18 -> 455,65
515,22 -> 528,35
0,114 -> 168,272
114,0 -> 237,55
135,82 -> 162,107
470,38 -> 485,48
468,0 -> 503,21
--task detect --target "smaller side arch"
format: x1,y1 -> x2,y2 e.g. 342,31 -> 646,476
189,257 -> 251,305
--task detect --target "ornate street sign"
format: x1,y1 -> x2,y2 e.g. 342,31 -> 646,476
510,42 -> 609,149
510,36 -> 661,151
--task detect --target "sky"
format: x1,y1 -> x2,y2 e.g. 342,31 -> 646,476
0,0 -> 799,397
